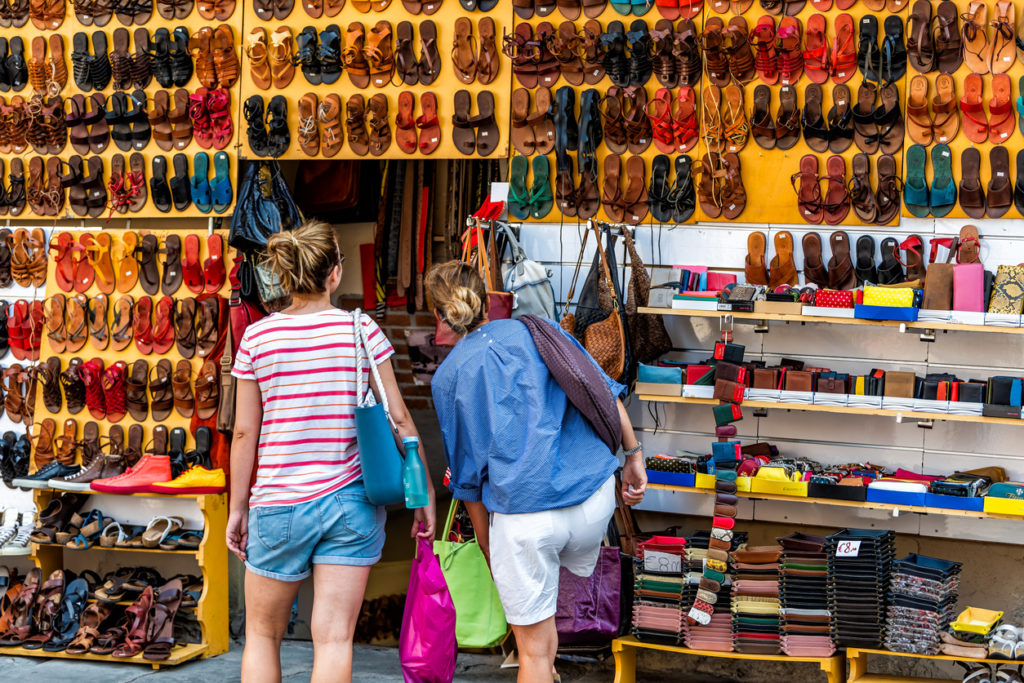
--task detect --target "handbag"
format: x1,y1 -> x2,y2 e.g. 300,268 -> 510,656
433,500 -> 508,649
352,308 -> 406,506
498,223 -> 557,320
228,161 -> 304,252
399,536 -> 457,683
953,262 -> 985,312
922,237 -> 957,310
987,265 -> 1024,314
555,546 -> 622,645
561,224 -> 626,380
254,259 -> 288,305
622,229 -> 672,365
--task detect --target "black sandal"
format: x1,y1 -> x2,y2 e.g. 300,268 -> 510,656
149,154 -> 171,212
105,92 -> 132,151
243,95 -> 269,157
669,154 -> 696,223
170,27 -> 191,87
126,89 -> 150,149
266,94 -> 290,157
169,152 -> 190,211
89,31 -> 111,90
648,153 -> 671,222
150,27 -> 173,88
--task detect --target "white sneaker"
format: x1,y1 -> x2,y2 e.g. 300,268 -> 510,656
1,512 -> 34,556
0,509 -> 18,549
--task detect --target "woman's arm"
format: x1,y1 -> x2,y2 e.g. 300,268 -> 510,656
226,379 -> 262,561
464,501 -> 490,563
371,359 -> 437,540
617,399 -> 647,506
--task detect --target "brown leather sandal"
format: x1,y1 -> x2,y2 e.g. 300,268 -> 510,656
601,87 -> 628,154
791,153 -> 823,224
297,92 -> 319,156
746,232 -> 769,285
697,153 -> 723,219
195,297 -> 219,358
452,17 -> 477,85
212,24 -> 239,88
769,230 -> 798,288
622,155 -> 649,225
827,230 -> 857,288
148,90 -> 173,152
477,17 -> 499,85
318,93 -> 343,157
600,154 -> 624,222
88,293 -> 109,351
343,22 -> 370,88
38,357 -> 61,414
174,296 -> 197,359
125,358 -> 147,421
172,360 -> 194,418
245,27 -> 271,90
111,294 -> 134,351
149,359 -> 173,421
195,360 -> 220,420
268,27 -> 294,89
45,294 -> 66,353
65,294 -> 88,352
346,94 -> 369,156
719,152 -> 745,220
367,93 -> 390,156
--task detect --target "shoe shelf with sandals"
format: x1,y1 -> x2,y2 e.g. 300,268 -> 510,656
0,6 -> 242,218
0,563 -> 209,663
239,0 -> 511,159
0,225 -> 235,666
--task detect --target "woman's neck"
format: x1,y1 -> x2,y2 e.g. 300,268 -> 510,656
284,293 -> 334,315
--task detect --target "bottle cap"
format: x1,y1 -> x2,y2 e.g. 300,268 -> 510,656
402,437 -> 420,445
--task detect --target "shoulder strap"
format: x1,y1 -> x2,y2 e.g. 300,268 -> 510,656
563,227 -> 590,309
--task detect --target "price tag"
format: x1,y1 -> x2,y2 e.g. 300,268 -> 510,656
644,550 -> 682,574
835,540 -> 861,558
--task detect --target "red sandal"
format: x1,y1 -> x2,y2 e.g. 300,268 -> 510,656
27,300 -> 43,362
102,361 -> 128,423
182,234 -> 204,294
8,300 -> 26,361
189,87 -> 213,149
750,16 -> 778,84
204,233 -> 225,293
73,232 -> 95,293
79,357 -> 106,420
152,296 -> 176,355
133,296 -> 154,355
207,88 -> 233,151
48,232 -> 77,292
830,13 -> 856,83
645,88 -> 676,154
776,16 -> 804,86
803,14 -> 829,84
674,87 -> 698,152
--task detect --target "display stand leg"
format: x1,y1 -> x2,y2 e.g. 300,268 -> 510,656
611,639 -> 637,683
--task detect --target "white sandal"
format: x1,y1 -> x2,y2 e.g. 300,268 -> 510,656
991,634 -> 1018,660
962,663 -> 994,683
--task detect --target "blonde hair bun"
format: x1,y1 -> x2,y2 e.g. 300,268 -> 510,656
425,261 -> 488,335
264,220 -> 340,296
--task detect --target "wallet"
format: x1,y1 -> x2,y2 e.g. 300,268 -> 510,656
987,376 -> 1019,405
784,370 -> 814,392
713,403 -> 743,426
753,368 -> 779,389
687,364 -> 715,385
957,382 -> 986,403
639,364 -> 683,384
884,371 -> 916,398
714,379 -> 745,403
715,361 -> 748,384
714,342 -> 745,364
815,289 -> 855,308
817,376 -> 847,394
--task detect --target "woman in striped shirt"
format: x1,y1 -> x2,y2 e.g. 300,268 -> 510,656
227,220 -> 435,682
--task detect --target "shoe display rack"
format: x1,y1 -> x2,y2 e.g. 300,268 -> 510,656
1,225 -> 232,666
237,0 -> 511,159
0,0 -> 242,218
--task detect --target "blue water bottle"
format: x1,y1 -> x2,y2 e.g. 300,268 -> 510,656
402,437 -> 429,509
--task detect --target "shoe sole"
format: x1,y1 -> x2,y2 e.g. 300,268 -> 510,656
10,478 -> 53,489
47,480 -> 95,492
89,482 -> 158,494
0,547 -> 30,556
148,485 -> 225,494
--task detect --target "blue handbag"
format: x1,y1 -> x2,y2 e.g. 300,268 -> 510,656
352,309 -> 405,506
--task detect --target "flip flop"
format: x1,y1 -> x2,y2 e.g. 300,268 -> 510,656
903,143 -> 929,217
958,225 -> 981,263
827,230 -> 856,288
508,154 -> 530,220
529,155 -> 553,220
930,143 -> 956,217
906,75 -> 932,145
989,73 -> 1014,144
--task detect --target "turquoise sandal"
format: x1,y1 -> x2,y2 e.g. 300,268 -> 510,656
211,151 -> 233,214
191,152 -> 212,214
65,510 -> 105,549
508,154 -> 531,219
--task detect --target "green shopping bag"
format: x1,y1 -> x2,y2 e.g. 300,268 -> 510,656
433,500 -> 508,648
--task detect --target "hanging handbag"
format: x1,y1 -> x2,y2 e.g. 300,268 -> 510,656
229,161 -> 304,252
433,500 -> 508,649
499,224 -> 557,320
622,229 -> 672,365
217,320 -> 235,435
352,308 -> 406,506
555,546 -> 622,645
254,259 -> 288,305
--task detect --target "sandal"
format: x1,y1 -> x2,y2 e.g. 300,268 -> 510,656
142,579 -> 183,661
875,154 -> 902,225
126,357 -> 148,420
172,359 -> 194,418
791,153 -> 823,224
111,294 -> 133,351
769,230 -> 798,288
801,232 -> 829,288
149,358 -> 173,420
152,295 -> 175,354
196,359 -> 220,419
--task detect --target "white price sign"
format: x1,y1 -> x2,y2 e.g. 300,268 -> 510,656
835,540 -> 861,558
644,550 -> 682,574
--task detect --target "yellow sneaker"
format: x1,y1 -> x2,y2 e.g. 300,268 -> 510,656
149,465 -> 226,494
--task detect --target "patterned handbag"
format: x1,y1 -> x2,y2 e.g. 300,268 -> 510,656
987,265 -> 1024,314
863,285 -> 915,307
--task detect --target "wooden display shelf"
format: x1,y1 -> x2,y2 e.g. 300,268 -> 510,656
847,648 -> 1009,683
640,307 -> 1024,336
638,395 -> 1024,427
611,637 -> 844,683
0,642 -> 208,669
646,484 -> 1024,521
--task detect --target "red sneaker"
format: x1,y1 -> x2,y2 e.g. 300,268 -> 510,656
80,357 -> 106,420
90,453 -> 172,494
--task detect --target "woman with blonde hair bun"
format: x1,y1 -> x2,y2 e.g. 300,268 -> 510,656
227,220 -> 435,682
426,259 -> 647,683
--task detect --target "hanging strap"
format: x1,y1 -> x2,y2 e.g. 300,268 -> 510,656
563,226 -> 591,310
592,221 -> 620,312
353,308 -> 396,432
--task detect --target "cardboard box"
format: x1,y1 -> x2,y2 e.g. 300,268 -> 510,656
646,471 -> 696,488
635,382 -> 683,397
754,301 -> 804,315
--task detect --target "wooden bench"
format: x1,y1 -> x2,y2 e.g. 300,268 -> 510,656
847,647 -> 1011,683
611,636 -> 845,683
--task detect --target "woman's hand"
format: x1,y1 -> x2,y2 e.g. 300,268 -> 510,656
411,502 -> 436,540
621,454 -> 648,506
226,508 -> 249,562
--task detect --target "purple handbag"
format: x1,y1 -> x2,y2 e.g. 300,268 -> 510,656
555,547 -> 622,645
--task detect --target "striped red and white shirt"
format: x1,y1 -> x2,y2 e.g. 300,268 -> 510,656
232,309 -> 395,507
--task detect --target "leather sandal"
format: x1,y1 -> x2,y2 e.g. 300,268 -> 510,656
853,81 -> 878,153
827,230 -> 857,288
934,0 -> 962,73
848,153 -> 878,224
696,152 -> 722,219
126,358 -> 147,420
244,30 -> 270,91
791,153 -> 823,224
452,17 -> 477,85
962,1 -> 990,73
769,230 -> 798,288
906,74 -> 932,145
931,74 -> 959,144
700,17 -> 730,87
988,73 -> 1014,144
88,293 -> 108,350
958,225 -> 981,263
959,146 -> 986,218
346,94 -> 369,156
152,295 -> 174,355
132,295 -> 153,354
317,93 -> 343,157
988,145 -> 1012,218
111,294 -> 133,351
367,93 -> 390,156
719,152 -> 745,219
171,360 -> 193,418
149,359 -> 173,420
195,360 -> 219,420
775,84 -> 799,150
45,294 -> 67,353
751,84 -> 775,149
195,296 -> 219,358
801,232 -> 829,288
875,153 -> 902,225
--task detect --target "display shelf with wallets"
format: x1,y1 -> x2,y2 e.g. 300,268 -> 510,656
639,306 -> 1024,335
638,395 -> 1024,426
644,482 -> 1024,521
0,225 -> 233,665
610,636 -> 845,683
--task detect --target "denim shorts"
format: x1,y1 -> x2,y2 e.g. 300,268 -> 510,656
245,482 -> 386,582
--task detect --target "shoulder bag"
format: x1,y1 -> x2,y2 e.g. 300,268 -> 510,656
498,224 -> 557,320
352,309 -> 406,506
623,229 -> 672,365
433,500 -> 508,649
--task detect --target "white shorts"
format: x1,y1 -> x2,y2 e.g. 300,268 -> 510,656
488,475 -> 616,626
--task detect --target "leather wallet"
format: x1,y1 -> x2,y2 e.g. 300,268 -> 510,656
713,379 -> 745,403
687,364 -> 715,385
753,368 -> 779,389
958,382 -> 986,403
953,263 -> 985,312
988,265 -> 1024,314
884,371 -> 916,398
715,361 -> 748,384
817,376 -> 847,394
713,403 -> 743,426
988,376 -> 1016,405
714,342 -> 745,363
780,358 -> 805,370
784,370 -> 814,392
